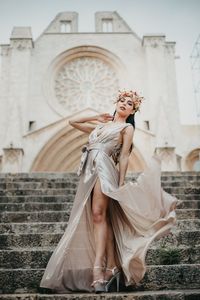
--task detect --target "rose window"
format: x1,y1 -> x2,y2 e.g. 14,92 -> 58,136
54,57 -> 119,113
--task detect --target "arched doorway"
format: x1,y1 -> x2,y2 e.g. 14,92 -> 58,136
31,125 -> 88,172
31,125 -> 146,172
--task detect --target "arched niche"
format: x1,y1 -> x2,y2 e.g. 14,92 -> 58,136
31,124 -> 146,172
185,148 -> 200,171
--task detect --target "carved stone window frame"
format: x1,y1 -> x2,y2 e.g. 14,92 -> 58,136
43,46 -> 128,117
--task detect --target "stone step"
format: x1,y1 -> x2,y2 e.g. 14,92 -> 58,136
0,195 -> 199,204
177,219 -> 200,230
0,200 -> 199,212
0,187 -> 199,196
171,193 -> 200,201
0,173 -> 79,179
0,195 -> 75,203
147,244 -> 200,265
1,219 -> 199,234
1,243 -> 199,269
0,229 -> 199,249
0,211 -> 72,223
0,180 -> 199,189
0,171 -> 199,178
0,170 -> 198,174
0,209 -> 199,223
1,290 -> 200,300
0,189 -> 76,196
0,264 -> 199,293
172,194 -> 200,200
0,202 -> 74,212
177,200 -> 200,209
0,222 -> 68,234
176,209 -> 200,219
164,187 -> 200,194
0,182 -> 78,190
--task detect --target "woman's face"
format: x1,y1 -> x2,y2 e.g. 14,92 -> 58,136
116,96 -> 134,117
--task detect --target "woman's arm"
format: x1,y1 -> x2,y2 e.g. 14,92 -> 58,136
118,126 -> 134,186
68,113 -> 113,133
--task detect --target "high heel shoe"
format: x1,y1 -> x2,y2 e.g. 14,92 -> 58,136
91,266 -> 106,293
105,266 -> 121,292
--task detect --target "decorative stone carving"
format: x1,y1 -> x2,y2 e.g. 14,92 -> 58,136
155,147 -> 175,162
5,148 -> 19,164
165,42 -> 176,55
10,39 -> 33,50
155,146 -> 179,171
2,147 -> 24,172
54,57 -> 119,114
142,36 -> 165,47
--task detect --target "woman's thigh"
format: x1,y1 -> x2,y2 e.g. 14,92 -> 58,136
92,177 -> 109,214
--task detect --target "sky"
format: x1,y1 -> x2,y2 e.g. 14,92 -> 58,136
0,0 -> 200,124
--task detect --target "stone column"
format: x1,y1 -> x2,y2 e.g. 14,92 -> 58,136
1,27 -> 33,172
155,147 -> 180,171
142,35 -> 182,170
154,101 -> 180,171
142,35 -> 167,133
8,27 -> 33,135
0,45 -> 10,150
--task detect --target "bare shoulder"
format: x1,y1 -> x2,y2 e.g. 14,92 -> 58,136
122,124 -> 134,136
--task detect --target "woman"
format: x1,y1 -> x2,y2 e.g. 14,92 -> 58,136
40,90 -> 178,293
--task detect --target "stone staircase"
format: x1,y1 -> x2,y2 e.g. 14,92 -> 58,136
0,172 -> 200,300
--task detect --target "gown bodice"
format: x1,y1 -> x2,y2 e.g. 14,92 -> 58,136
77,122 -> 132,176
89,122 -> 131,144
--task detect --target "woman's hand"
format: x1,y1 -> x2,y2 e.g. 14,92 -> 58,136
96,113 -> 113,123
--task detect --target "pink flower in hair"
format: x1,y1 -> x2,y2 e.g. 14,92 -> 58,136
117,89 -> 144,112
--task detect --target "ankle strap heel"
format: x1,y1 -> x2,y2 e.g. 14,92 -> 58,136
105,266 -> 121,292
91,266 -> 106,293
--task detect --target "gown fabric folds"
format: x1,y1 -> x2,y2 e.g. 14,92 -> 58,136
40,122 -> 178,292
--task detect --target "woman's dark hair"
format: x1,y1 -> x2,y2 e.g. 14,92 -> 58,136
125,113 -> 135,129
112,110 -> 135,129
112,110 -> 135,159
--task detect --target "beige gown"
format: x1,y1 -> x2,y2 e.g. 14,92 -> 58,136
40,122 -> 178,292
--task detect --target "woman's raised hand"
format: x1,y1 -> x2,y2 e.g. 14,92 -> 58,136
97,113 -> 113,123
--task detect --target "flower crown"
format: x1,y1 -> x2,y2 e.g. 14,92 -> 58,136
117,89 -> 144,112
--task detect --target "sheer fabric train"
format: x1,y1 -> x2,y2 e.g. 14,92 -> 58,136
40,122 -> 178,292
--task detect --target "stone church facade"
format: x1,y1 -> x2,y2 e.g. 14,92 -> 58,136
0,11 -> 199,173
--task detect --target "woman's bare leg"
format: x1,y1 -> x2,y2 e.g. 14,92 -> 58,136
105,219 -> 118,280
92,178 -> 109,282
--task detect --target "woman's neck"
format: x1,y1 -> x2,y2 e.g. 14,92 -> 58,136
112,117 -> 126,123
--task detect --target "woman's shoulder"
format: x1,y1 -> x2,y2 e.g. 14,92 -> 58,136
121,123 -> 134,133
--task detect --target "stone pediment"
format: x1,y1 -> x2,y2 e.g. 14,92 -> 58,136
23,108 -> 100,139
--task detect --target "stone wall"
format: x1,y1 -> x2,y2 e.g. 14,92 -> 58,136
0,11 -> 199,172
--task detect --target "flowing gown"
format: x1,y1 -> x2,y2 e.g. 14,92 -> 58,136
40,122 -> 178,292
